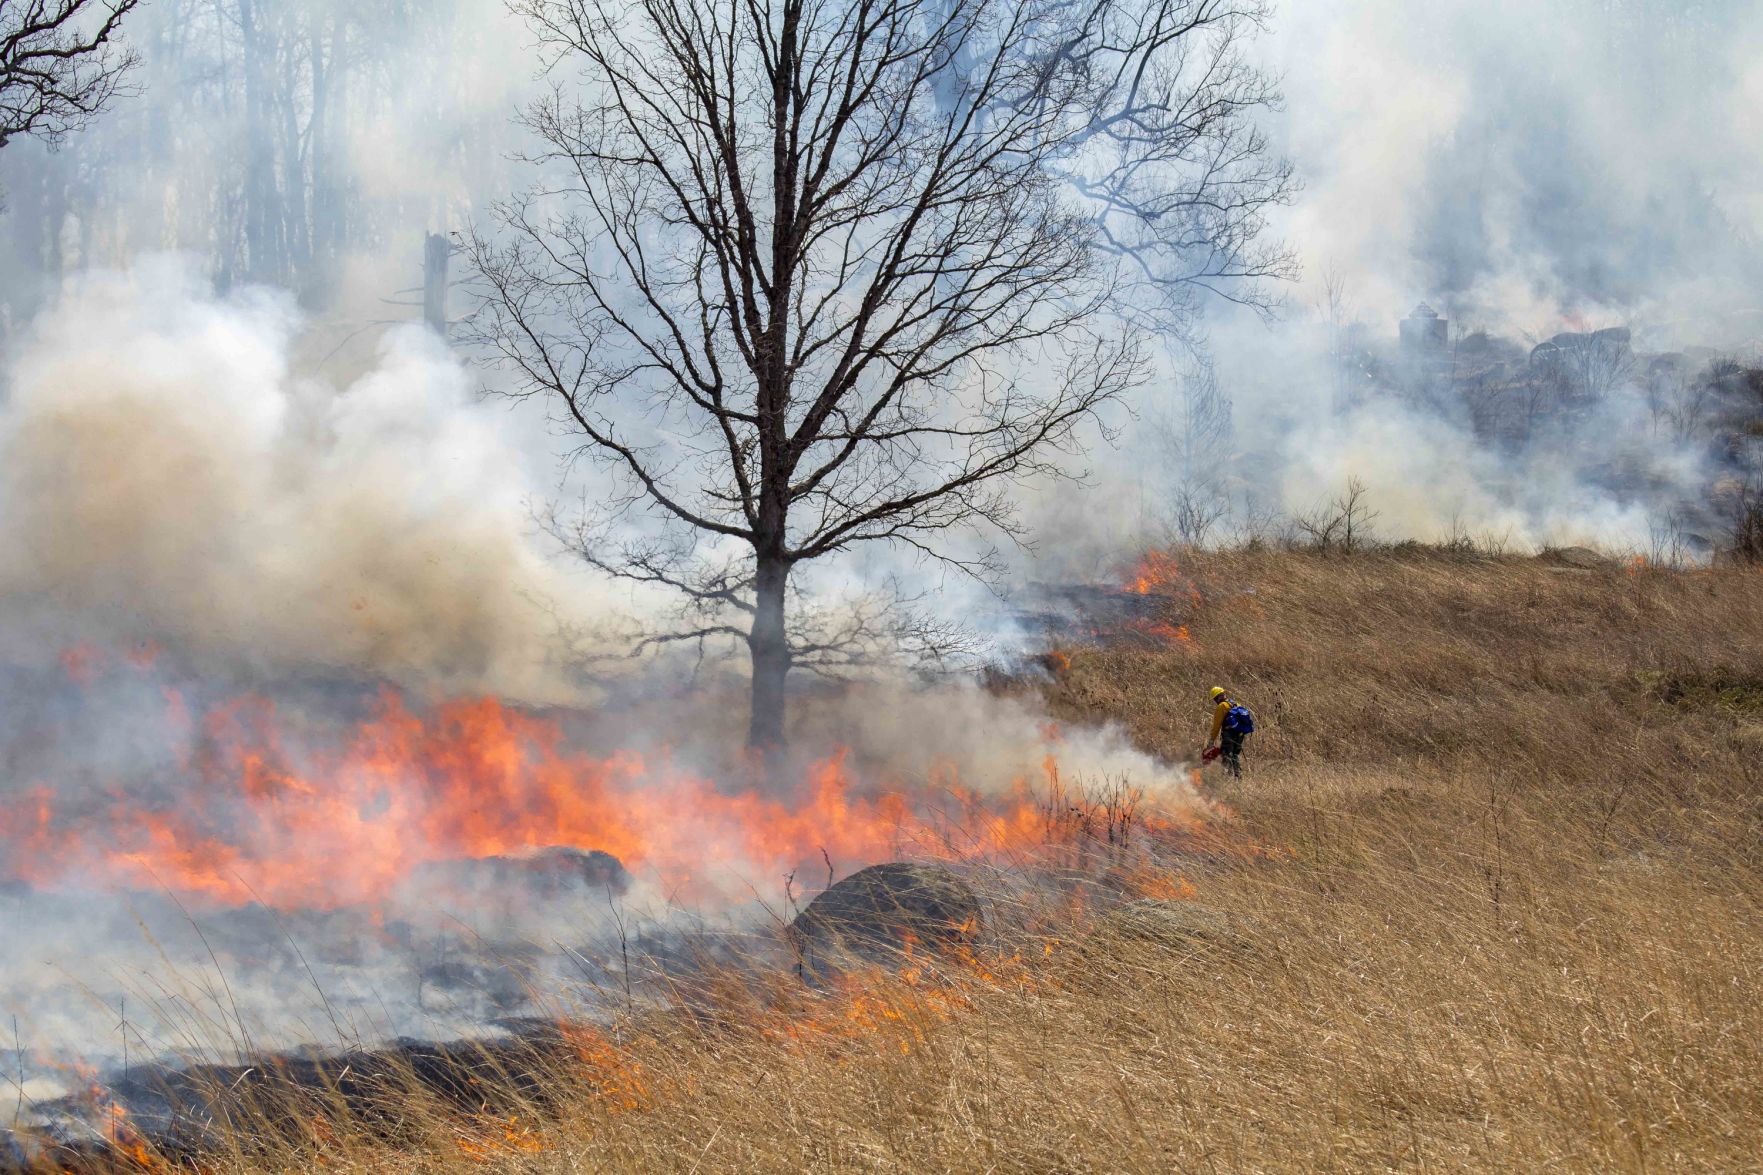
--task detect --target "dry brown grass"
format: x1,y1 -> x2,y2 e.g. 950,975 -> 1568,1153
56,548 -> 1763,1173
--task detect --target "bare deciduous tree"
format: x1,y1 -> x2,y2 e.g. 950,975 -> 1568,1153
1318,264 -> 1361,413
0,0 -> 139,151
1294,475 -> 1378,555
1161,355 -> 1232,545
471,0 -> 1297,749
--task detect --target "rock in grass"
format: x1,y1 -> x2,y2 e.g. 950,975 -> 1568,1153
788,862 -> 982,978
1541,546 -> 1608,570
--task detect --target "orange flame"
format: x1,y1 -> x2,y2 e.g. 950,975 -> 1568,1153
456,1117 -> 549,1162
1142,622 -> 1194,648
38,1058 -> 174,1172
1121,551 -> 1202,649
1125,550 -> 1201,604
1122,866 -> 1198,901
1,655 -> 1201,910
1127,550 -> 1184,595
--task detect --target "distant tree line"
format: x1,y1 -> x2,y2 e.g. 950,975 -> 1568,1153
0,0 -> 512,316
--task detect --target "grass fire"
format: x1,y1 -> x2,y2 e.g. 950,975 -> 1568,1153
7,545 -> 1762,1171
4,0 -> 1763,1171
0,654 -> 1105,910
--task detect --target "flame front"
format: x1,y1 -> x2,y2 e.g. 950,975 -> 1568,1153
1128,550 -> 1188,596
0,652 -> 1174,911
1122,550 -> 1201,648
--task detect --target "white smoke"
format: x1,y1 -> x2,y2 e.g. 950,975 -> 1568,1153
1266,0 -> 1763,334
6,1 -> 1756,576
3,0 -> 1761,1091
1078,0 -> 1763,555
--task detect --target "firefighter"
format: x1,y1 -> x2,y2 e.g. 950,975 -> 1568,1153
1204,686 -> 1255,779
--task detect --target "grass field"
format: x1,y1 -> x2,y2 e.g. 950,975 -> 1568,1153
50,546 -> 1763,1173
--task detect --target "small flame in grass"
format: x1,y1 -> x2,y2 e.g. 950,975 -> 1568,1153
1125,550 -> 1203,605
562,1025 -> 653,1113
1123,866 -> 1198,901
721,916 -> 1072,1060
761,967 -> 976,1056
456,1117 -> 549,1162
32,1058 -> 175,1172
1127,550 -> 1185,596
1142,622 -> 1195,649
1121,551 -> 1204,650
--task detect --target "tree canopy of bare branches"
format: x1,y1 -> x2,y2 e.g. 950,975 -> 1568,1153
471,0 -> 1297,749
0,0 -> 139,151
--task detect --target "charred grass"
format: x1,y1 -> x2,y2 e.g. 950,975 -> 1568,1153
32,549 -> 1763,1173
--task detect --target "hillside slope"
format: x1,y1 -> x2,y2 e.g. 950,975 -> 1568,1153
35,549 -> 1763,1173
621,550 -> 1763,1170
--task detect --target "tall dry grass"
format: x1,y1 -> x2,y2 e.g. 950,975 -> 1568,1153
24,547 -> 1763,1173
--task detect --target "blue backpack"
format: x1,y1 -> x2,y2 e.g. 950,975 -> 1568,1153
1223,704 -> 1255,735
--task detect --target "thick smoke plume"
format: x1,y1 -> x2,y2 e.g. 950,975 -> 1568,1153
0,257 -> 1206,1069
5,1 -> 1758,565
1270,0 -> 1763,329
0,259 -> 624,701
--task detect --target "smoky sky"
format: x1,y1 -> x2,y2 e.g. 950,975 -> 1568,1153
2,0 -> 1759,587
5,1 -> 1755,324
1415,7 -> 1752,311
0,0 -> 1757,1073
1264,0 -> 1763,338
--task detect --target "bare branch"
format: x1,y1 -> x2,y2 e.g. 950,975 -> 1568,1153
0,0 -> 141,150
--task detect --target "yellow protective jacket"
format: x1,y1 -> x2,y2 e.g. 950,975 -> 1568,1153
1208,696 -> 1241,744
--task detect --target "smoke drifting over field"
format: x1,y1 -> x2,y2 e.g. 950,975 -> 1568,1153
1195,0 -> 1763,552
0,263 -> 1204,1070
1275,0 -> 1762,327
3,1 -> 1759,559
0,648 -> 1205,1076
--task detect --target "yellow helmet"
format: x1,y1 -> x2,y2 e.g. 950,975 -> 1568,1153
1210,686 -> 1227,700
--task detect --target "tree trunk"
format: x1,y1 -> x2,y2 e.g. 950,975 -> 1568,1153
239,0 -> 283,284
747,553 -> 791,752
424,233 -> 451,337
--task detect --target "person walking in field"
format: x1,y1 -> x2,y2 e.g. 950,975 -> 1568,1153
1203,686 -> 1255,779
